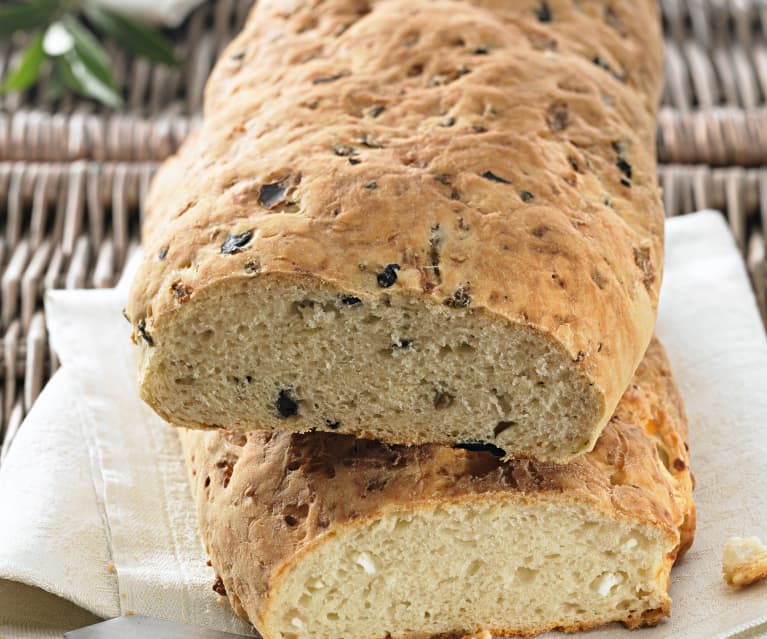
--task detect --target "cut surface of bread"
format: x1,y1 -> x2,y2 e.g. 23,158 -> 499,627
129,0 -> 665,462
272,499 -> 670,638
143,277 -> 603,460
722,536 -> 767,588
179,338 -> 695,639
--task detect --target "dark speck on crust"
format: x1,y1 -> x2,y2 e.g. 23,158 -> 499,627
171,281 -> 192,303
445,286 -> 472,308
481,170 -> 511,184
592,56 -> 627,81
244,260 -> 261,274
137,319 -> 154,346
333,144 -> 358,157
546,101 -> 569,133
520,190 -> 535,202
361,133 -> 383,148
377,264 -> 400,288
157,245 -> 168,260
369,105 -> 386,118
340,295 -> 362,306
259,182 -> 287,208
221,230 -> 253,254
536,1 -> 552,21
616,158 -> 632,180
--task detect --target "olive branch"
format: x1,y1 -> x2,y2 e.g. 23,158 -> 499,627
1,0 -> 181,107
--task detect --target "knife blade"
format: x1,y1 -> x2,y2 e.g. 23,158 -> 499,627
64,615 -> 253,638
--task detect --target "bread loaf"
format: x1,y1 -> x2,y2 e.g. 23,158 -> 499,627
129,0 -> 665,461
180,338 -> 695,638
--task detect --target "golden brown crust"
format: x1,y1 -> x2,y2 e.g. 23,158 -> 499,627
179,337 -> 694,635
423,605 -> 669,639
128,0 -> 665,440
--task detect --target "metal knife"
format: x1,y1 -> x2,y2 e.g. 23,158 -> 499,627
64,615 -> 253,638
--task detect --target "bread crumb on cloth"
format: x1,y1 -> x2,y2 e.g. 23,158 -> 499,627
722,536 -> 767,587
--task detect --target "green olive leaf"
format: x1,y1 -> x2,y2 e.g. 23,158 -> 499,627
61,15 -> 117,89
55,50 -> 123,107
83,6 -> 180,67
1,31 -> 45,92
1,0 -> 180,103
0,0 -> 60,38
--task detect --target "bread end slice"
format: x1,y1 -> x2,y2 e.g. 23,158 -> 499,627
141,274 -> 605,462
263,498 -> 675,639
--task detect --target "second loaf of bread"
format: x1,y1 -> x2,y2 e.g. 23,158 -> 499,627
179,338 -> 695,639
128,0 -> 665,461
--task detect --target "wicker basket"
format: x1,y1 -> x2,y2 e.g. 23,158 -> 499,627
1,0 -> 765,450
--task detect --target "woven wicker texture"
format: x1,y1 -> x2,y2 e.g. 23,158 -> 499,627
0,0 -> 765,449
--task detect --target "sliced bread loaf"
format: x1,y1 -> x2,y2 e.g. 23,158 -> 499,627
130,0 -> 665,460
179,337 -> 695,638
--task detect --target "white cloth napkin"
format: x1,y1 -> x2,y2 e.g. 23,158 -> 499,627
0,211 -> 766,639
